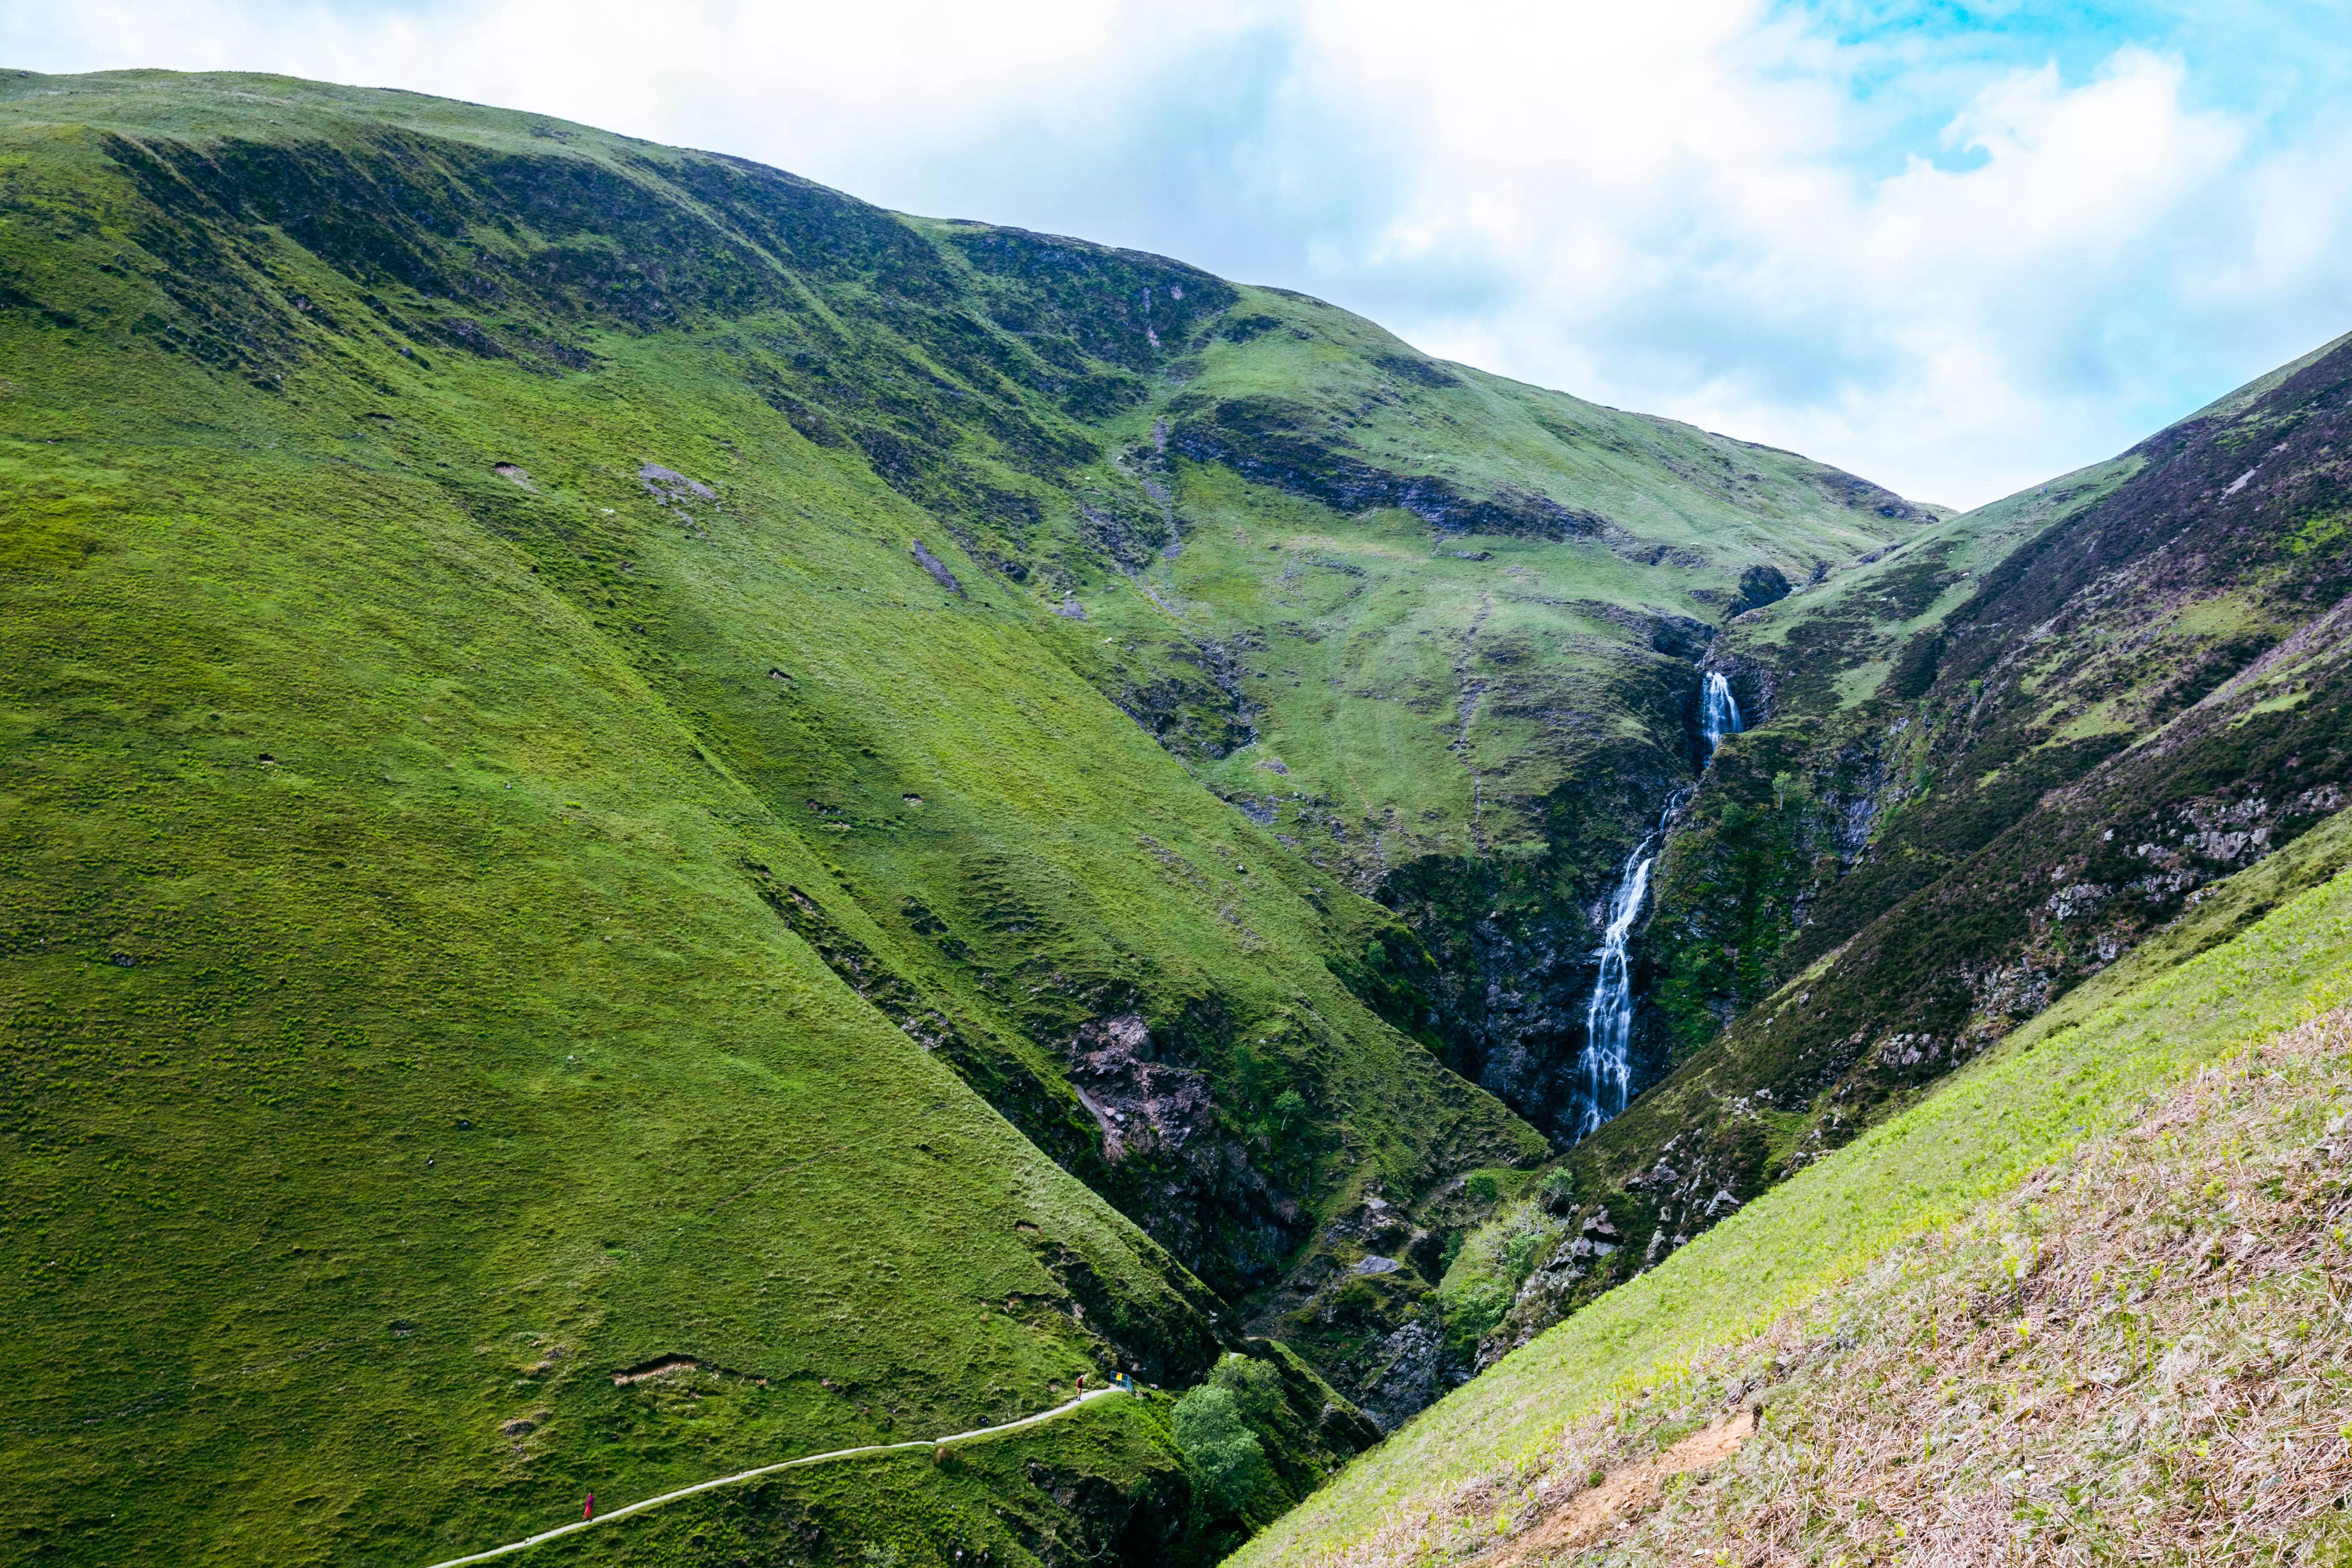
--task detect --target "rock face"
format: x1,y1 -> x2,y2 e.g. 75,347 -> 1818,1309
908,538 -> 967,596
1063,1014 -> 1308,1297
1729,562 -> 1792,616
1005,1455 -> 1193,1566
1351,1319 -> 1447,1429
1066,1014 -> 1214,1162
1238,1182 -> 1493,1428
1169,395 -> 1614,539
1110,634 -> 1262,763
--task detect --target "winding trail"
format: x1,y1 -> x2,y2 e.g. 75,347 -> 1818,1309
424,1388 -> 1125,1568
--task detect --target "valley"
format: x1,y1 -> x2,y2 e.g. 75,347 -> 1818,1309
2,65 -> 2348,1568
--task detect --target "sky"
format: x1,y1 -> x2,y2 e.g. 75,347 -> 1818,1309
7,0 -> 2351,509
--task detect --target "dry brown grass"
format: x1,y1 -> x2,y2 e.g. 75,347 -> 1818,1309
1324,1008 -> 2352,1568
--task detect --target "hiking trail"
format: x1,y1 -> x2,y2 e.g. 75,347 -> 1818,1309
422,1387 -> 1125,1567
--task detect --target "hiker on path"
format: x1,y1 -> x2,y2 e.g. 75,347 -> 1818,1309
583,1493 -> 594,1521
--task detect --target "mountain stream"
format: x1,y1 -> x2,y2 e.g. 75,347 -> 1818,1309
1701,670 -> 1744,756
1575,675 -> 1744,1138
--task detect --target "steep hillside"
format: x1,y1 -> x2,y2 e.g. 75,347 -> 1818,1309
1142,313 -> 1935,1149
1234,751 -> 2352,1567
0,68 -> 1930,1561
1436,328 -> 2352,1366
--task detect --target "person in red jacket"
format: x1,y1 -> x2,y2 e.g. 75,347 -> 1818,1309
583,1493 -> 594,1521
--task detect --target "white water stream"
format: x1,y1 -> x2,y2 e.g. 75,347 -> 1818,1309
1576,836 -> 1654,1138
1573,670 -> 1743,1138
1701,670 -> 1744,757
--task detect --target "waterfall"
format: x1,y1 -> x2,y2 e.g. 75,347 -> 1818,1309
1576,838 -> 1654,1138
1567,668 -> 1741,1135
1701,671 -> 1744,758
1568,671 -> 1742,1138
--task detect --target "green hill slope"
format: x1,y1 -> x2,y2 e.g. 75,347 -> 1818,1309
0,68 -> 1935,1562
1,167 -> 1228,1568
1233,743 -> 2352,1566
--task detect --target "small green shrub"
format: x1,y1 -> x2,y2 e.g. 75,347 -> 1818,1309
1498,1218 -> 1553,1278
1436,1194 -> 1570,1360
1438,1278 -> 1515,1361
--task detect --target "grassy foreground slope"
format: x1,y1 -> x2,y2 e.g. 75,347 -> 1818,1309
1305,1004 -> 2352,1563
1236,802 -> 2352,1563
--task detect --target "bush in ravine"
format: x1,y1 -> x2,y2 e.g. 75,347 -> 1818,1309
1208,1350 -> 1284,1423
1172,1383 -> 1269,1516
1269,1089 -> 1308,1135
1436,1196 -> 1568,1362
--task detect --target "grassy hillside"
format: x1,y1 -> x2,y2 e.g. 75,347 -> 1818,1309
0,67 -> 1937,1561
1234,758 -> 2352,1566
0,161 -> 1227,1568
1275,1003 -> 2352,1564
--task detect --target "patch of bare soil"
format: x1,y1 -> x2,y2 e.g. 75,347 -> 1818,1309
610,1355 -> 769,1388
1477,1411 -> 1754,1565
612,1356 -> 699,1386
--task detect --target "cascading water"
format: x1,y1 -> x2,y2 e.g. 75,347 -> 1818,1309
1575,837 -> 1654,1138
1574,675 -> 1737,1138
1573,783 -> 1693,1138
1701,670 -> 1744,758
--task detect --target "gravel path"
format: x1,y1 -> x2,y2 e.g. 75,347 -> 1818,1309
424,1387 -> 1126,1567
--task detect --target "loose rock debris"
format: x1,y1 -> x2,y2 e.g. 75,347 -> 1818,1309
910,539 -> 967,597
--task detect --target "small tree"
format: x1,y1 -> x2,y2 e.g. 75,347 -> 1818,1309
1171,1384 -> 1268,1517
1209,1350 -> 1283,1423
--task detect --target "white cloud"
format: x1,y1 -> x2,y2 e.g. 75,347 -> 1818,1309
1292,25 -> 2268,505
8,0 -> 2352,507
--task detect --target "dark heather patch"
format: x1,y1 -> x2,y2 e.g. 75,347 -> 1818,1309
1169,396 -> 1609,539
